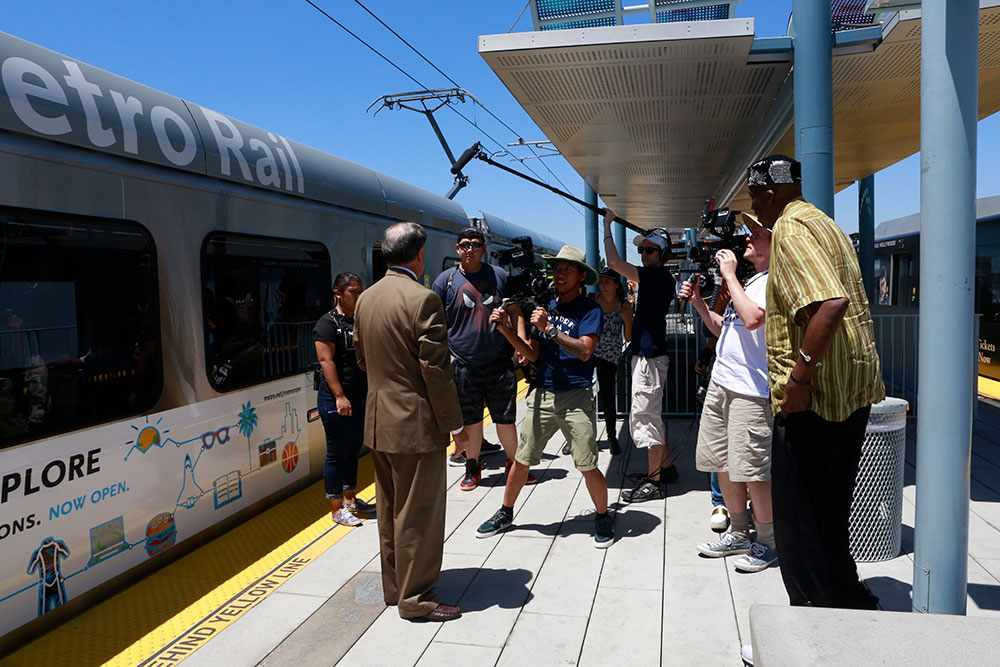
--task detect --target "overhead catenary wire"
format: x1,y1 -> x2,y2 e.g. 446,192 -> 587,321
508,2 -> 532,33
305,0 -> 582,216
348,0 -> 578,202
348,0 -> 581,214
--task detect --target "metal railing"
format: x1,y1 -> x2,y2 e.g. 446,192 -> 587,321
598,307 -> 981,420
0,325 -> 78,371
529,0 -> 740,31
263,321 -> 317,378
870,308 -> 918,416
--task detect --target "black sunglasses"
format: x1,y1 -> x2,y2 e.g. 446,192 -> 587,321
637,246 -> 660,255
458,242 -> 484,251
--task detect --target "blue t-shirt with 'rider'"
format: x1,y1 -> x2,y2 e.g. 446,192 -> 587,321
533,294 -> 602,391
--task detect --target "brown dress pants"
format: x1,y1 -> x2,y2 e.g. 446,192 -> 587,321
371,448 -> 447,618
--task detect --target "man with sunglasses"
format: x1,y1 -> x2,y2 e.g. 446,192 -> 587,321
432,228 -> 536,491
603,210 -> 679,503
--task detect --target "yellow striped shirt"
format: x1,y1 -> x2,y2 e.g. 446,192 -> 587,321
765,198 -> 885,421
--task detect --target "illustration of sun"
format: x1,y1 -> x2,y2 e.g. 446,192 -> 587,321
126,416 -> 170,460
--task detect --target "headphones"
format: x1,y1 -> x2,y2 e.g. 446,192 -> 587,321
642,228 -> 672,263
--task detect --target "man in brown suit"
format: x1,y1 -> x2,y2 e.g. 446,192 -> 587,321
354,221 -> 467,622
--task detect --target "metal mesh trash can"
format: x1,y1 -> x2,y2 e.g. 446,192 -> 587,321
848,397 -> 909,562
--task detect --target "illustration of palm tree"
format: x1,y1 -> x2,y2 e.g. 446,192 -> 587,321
237,402 -> 258,469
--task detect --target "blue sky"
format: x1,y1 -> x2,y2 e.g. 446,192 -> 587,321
4,1 -> 997,254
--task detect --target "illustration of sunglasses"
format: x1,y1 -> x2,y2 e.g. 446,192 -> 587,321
200,427 -> 230,449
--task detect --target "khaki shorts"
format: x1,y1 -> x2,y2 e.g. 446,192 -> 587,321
629,355 -> 669,449
516,387 -> 598,472
695,379 -> 773,482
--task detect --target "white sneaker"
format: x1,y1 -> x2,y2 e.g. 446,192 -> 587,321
332,508 -> 363,527
733,542 -> 778,573
710,505 -> 730,532
741,643 -> 754,666
696,531 -> 751,558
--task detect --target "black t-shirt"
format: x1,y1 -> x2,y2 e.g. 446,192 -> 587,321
431,264 -> 510,367
630,265 -> 675,358
313,310 -> 366,396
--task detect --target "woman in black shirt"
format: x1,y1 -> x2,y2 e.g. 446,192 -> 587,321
314,272 -> 372,526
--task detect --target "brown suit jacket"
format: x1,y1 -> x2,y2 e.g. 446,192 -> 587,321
354,267 -> 463,454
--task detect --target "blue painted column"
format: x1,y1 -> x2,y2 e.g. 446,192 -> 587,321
585,183 -> 600,293
614,220 -> 627,270
913,0 -> 978,615
859,175 -> 876,304
792,0 -> 834,218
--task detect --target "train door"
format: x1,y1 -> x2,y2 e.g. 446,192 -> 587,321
892,252 -> 918,306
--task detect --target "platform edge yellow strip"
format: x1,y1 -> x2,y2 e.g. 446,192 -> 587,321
110,476 -> 375,667
136,377 -> 527,664
979,375 -> 1000,401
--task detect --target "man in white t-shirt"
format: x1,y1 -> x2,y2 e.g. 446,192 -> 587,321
679,213 -> 776,574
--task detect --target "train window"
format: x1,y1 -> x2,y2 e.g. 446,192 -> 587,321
892,253 -> 918,306
202,234 -> 331,391
0,210 -> 160,449
976,249 -> 1000,324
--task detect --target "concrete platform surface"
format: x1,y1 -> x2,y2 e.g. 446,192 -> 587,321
185,399 -> 1000,666
749,604 -> 1000,666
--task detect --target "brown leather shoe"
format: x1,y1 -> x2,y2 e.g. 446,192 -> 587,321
413,603 -> 461,622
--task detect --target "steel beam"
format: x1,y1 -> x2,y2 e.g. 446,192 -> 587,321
615,220 -> 627,271
585,183 -> 600,292
792,0 -> 835,217
913,0 -> 978,615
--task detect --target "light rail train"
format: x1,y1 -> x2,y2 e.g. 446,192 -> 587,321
871,195 -> 1000,386
0,31 -> 561,643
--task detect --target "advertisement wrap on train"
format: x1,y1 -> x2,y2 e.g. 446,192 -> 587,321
0,28 -> 566,646
0,31 -> 397,210
0,378 -> 308,636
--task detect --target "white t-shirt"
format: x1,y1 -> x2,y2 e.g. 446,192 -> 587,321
712,271 -> 769,398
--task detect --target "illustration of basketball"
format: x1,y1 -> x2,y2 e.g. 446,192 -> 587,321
281,443 -> 298,473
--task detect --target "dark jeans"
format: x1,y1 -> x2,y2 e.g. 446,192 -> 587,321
318,386 -> 367,499
595,357 -> 619,439
771,406 -> 878,609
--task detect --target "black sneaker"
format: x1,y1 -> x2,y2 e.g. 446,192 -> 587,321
481,440 -> 503,455
622,477 -> 666,504
660,464 -> 679,484
561,442 -> 571,456
476,507 -> 513,538
449,450 -> 485,467
609,433 -> 622,456
594,512 -> 614,548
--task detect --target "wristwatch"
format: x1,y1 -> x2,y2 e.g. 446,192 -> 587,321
543,324 -> 558,340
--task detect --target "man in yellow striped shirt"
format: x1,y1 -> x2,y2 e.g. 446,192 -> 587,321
747,155 -> 885,611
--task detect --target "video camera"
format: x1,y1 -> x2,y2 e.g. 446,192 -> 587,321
492,236 -> 556,320
687,199 -> 754,294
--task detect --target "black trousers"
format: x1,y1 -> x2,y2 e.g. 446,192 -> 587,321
595,358 -> 619,438
771,406 -> 879,610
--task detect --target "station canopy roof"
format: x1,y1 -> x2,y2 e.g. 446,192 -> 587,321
479,4 -> 1000,233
